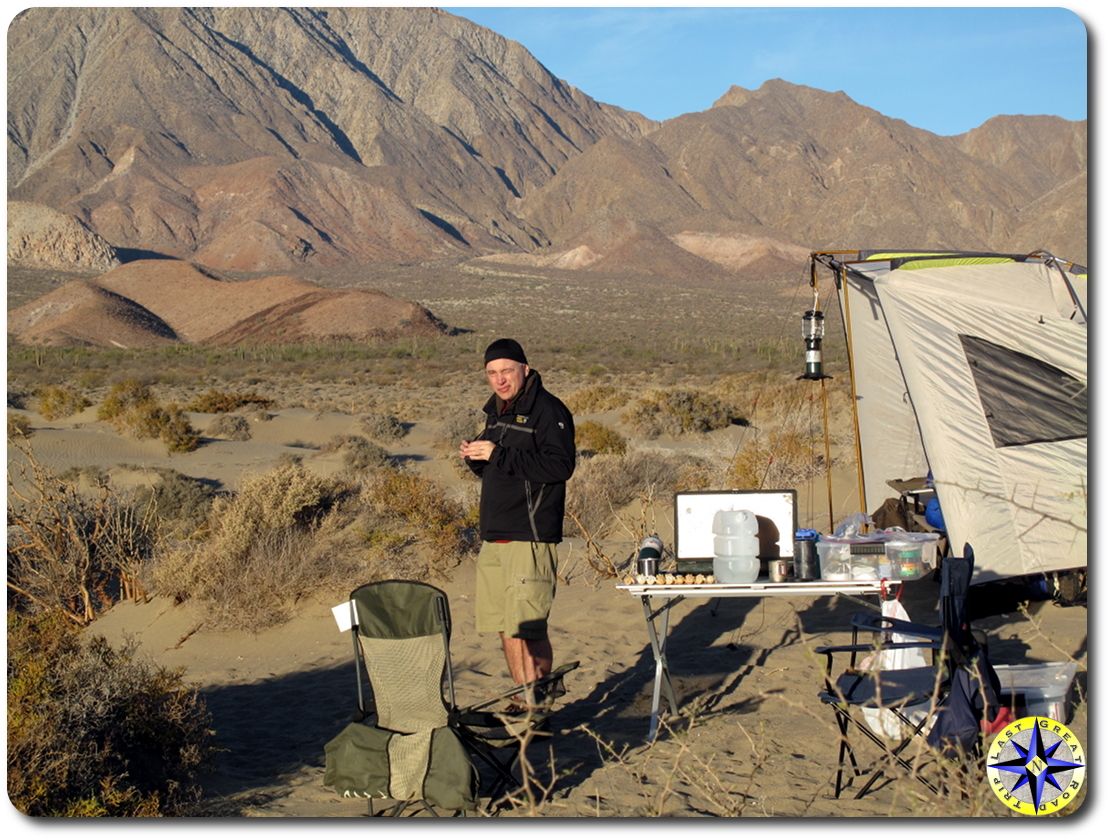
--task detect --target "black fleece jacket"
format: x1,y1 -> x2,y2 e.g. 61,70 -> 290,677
467,370 -> 576,542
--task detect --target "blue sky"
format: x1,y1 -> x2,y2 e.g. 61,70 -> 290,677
444,6 -> 1089,137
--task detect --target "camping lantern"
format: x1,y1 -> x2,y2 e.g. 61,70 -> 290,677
800,309 -> 828,380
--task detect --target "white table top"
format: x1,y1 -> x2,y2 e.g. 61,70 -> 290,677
617,579 -> 890,598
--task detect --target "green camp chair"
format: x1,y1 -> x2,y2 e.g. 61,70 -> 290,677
324,580 -> 578,815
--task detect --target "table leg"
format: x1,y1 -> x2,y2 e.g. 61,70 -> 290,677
642,595 -> 681,740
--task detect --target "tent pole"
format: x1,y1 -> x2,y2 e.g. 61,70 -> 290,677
809,255 -> 839,533
837,266 -> 869,521
820,376 -> 834,533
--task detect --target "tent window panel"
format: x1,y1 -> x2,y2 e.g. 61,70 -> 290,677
960,334 -> 1087,447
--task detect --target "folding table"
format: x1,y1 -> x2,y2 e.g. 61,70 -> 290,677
617,579 -> 895,740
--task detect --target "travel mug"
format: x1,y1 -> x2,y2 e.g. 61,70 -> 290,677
794,529 -> 819,581
637,534 -> 663,577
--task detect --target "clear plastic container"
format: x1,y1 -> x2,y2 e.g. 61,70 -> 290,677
712,509 -> 759,583
816,535 -> 884,581
880,530 -> 940,580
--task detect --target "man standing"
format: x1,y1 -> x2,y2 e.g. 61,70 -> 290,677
459,339 -> 575,700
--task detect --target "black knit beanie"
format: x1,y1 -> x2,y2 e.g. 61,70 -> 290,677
484,338 -> 528,366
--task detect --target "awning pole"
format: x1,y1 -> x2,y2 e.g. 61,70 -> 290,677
820,376 -> 834,533
809,255 -> 837,533
836,265 -> 869,520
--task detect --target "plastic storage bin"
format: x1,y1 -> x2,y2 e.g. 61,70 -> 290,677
881,530 -> 940,580
993,662 -> 1079,723
816,535 -> 884,581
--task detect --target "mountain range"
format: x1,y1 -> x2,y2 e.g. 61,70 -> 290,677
7,6 -> 1088,289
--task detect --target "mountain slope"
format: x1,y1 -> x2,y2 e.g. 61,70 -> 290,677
7,6 -> 655,267
7,8 -> 1087,276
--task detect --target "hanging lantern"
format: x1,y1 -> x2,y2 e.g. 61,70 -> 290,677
799,309 -> 830,380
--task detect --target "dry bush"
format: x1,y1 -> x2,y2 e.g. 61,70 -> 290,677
57,464 -> 110,488
35,385 -> 91,421
359,410 -> 407,442
564,383 -> 629,415
7,611 -> 217,816
726,426 -> 824,490
433,409 -> 485,450
97,378 -> 155,424
160,403 -> 202,453
433,410 -> 486,479
720,399 -> 840,490
565,448 -> 705,540
148,462 -> 358,629
205,412 -> 252,441
359,465 -> 478,574
7,439 -> 160,623
622,389 -> 739,439
575,419 -> 628,456
97,380 -> 200,453
185,388 -> 275,413
8,411 -> 33,438
126,467 -> 217,540
317,434 -> 392,473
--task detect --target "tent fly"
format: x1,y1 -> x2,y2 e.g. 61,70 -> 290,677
809,250 -> 1087,583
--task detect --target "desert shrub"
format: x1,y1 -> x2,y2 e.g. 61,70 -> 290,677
98,378 -> 155,424
148,462 -> 357,629
274,451 -> 305,468
7,440 -> 160,623
128,468 -> 217,540
35,385 -> 91,421
56,464 -> 110,488
565,448 -> 705,539
576,420 -> 628,457
433,409 -> 485,450
318,434 -> 392,473
361,465 -> 478,570
622,389 -> 738,439
7,611 -> 216,816
359,410 -> 407,441
726,425 -> 824,491
205,413 -> 252,441
161,403 -> 202,453
564,383 -> 629,415
186,388 -> 275,414
97,380 -> 200,453
8,411 -> 33,438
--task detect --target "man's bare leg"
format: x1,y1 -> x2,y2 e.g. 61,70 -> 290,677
501,632 -> 553,698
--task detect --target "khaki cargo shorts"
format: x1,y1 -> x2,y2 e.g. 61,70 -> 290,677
475,541 -> 558,640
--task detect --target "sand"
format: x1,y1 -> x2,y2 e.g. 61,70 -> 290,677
11,404 -> 1089,820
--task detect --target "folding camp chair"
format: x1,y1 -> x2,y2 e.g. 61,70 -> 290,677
323,580 -> 578,815
816,545 -> 1001,799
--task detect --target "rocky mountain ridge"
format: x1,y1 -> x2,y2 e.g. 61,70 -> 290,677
7,6 -> 1087,283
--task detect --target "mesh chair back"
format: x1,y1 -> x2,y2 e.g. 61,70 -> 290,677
351,582 -> 452,733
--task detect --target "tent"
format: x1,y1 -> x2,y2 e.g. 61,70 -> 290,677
810,250 -> 1087,583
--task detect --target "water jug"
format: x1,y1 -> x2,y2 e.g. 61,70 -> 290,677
712,509 -> 759,583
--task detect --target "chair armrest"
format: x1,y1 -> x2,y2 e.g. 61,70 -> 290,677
459,661 -> 580,715
849,611 -> 944,642
815,641 -> 942,656
815,641 -> 942,676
